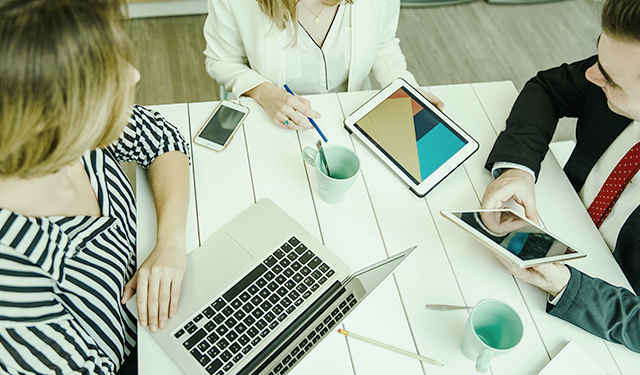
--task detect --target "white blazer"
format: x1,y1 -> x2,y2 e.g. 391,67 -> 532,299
203,0 -> 417,98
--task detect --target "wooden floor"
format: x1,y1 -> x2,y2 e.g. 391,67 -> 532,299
126,0 -> 602,106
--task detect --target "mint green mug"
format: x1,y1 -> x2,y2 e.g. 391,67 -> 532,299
461,299 -> 523,373
302,144 -> 360,204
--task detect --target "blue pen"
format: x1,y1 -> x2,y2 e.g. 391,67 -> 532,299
283,84 -> 328,143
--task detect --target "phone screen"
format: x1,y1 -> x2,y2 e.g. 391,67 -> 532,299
198,105 -> 246,146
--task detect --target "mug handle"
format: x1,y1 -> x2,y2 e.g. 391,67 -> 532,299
475,348 -> 494,374
302,147 -> 317,165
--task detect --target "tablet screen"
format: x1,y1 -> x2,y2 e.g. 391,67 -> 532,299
353,87 -> 469,184
450,210 -> 579,261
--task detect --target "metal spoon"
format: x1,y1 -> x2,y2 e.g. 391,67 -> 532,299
316,140 -> 331,177
425,304 -> 473,311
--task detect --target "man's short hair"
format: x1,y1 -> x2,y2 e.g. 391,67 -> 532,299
0,0 -> 135,178
602,0 -> 640,43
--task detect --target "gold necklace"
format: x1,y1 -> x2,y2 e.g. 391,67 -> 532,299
299,0 -> 323,24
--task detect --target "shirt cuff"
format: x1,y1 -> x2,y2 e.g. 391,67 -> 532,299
492,162 -> 537,180
473,212 -> 504,238
547,286 -> 567,305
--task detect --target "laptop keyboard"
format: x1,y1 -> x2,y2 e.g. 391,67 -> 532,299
173,236 -> 337,375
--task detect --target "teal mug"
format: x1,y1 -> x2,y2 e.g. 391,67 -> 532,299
301,144 -> 360,204
461,299 -> 523,373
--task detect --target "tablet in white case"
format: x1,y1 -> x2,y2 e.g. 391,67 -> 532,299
441,208 -> 587,268
344,78 -> 478,197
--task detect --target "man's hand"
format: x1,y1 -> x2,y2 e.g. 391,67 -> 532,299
482,168 -> 540,223
245,82 -> 319,130
122,239 -> 187,333
479,210 -> 529,235
495,255 -> 571,297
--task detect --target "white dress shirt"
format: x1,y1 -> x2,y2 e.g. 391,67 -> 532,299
579,120 -> 640,251
204,0 -> 418,99
284,5 -> 350,95
493,121 -> 640,252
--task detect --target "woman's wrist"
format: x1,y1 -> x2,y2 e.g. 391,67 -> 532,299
155,230 -> 186,252
245,81 -> 274,103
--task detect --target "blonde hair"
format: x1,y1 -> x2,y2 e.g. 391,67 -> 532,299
258,0 -> 353,31
0,0 -> 136,178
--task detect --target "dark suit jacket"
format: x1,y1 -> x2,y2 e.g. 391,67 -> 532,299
486,56 -> 640,352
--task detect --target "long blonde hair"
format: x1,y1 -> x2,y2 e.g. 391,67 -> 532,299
0,0 -> 136,178
257,0 -> 353,31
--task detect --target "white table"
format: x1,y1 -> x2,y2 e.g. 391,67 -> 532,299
136,82 -> 640,375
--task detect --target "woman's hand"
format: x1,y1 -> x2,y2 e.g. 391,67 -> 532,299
122,239 -> 187,333
416,88 -> 445,111
245,82 -> 320,130
121,150 -> 190,332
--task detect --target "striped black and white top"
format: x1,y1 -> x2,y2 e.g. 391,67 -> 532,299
0,105 -> 190,374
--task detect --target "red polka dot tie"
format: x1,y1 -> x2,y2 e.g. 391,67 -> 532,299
587,142 -> 640,228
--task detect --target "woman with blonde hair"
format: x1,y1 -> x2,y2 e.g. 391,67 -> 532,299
204,0 -> 442,130
0,0 -> 190,373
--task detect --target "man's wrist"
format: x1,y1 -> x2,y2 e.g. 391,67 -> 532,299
492,162 -> 536,181
543,264 -> 571,297
548,285 -> 567,305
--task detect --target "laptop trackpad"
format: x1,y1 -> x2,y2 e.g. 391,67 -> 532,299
187,233 -> 253,295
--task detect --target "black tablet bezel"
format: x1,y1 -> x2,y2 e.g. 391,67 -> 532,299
343,78 -> 478,197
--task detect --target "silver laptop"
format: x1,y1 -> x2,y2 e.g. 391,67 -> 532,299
130,199 -> 415,375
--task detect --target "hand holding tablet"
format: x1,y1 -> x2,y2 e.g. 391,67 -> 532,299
441,208 -> 587,268
344,78 -> 478,197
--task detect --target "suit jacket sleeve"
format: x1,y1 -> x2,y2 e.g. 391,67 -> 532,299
548,266 -> 640,353
485,57 -> 596,178
615,206 -> 640,293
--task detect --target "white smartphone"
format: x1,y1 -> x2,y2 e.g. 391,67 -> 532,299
194,100 -> 250,151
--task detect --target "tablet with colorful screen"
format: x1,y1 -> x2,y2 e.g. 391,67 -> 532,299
344,78 -> 478,197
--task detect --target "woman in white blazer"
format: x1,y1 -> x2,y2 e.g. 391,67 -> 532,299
204,0 -> 441,130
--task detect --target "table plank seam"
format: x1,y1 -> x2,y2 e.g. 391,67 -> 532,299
295,130 -> 328,246
240,123 -> 258,205
390,272 -> 430,375
185,103 -> 204,247
424,198 -> 471,311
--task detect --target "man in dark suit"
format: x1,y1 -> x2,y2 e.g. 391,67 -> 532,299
482,0 -> 640,352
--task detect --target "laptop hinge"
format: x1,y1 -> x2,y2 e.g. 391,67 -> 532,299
237,280 -> 344,375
